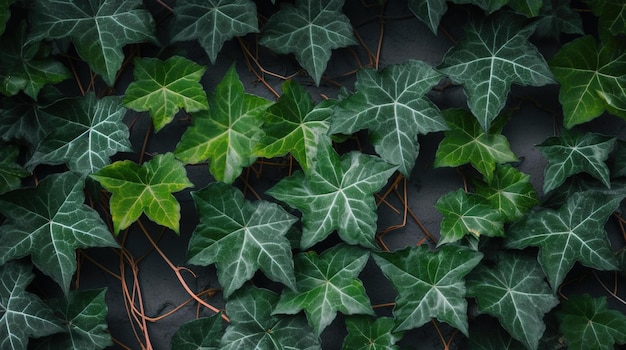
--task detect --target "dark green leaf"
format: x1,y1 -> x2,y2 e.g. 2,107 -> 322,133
0,86 -> 60,146
508,0 -> 543,17
170,314 -> 222,350
454,0 -> 509,13
587,0 -> 626,37
469,320 -> 527,350
0,0 -> 17,35
408,0 -> 447,33
0,145 -> 28,194
534,0 -> 584,38
342,316 -> 403,350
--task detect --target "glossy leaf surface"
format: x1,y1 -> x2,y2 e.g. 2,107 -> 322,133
341,316 -> 403,350
0,145 -> 28,194
170,315 -> 222,350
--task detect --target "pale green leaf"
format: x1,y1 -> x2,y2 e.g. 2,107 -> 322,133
0,145 -> 28,194
341,316 -> 403,350
170,315 -> 222,350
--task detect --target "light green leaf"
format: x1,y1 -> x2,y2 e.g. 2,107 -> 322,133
341,316 -> 403,350
90,153 -> 193,234
29,0 -> 156,86
408,0 -> 447,33
0,0 -> 17,35
273,245 -> 374,336
537,130 -> 615,194
557,294 -> 626,350
255,80 -> 333,171
373,245 -> 483,335
123,56 -> 208,132
174,64 -> 272,184
26,92 -> 132,175
549,35 -> 626,128
259,0 -> 357,85
170,315 -> 222,350
330,60 -> 446,176
508,0 -> 543,17
267,141 -> 397,249
222,286 -> 321,350
467,252 -> 559,350
435,189 -> 505,245
0,145 -> 28,194
186,182 -> 297,297
170,0 -> 258,64
506,190 -> 624,290
438,12 -> 554,131
0,172 -> 118,294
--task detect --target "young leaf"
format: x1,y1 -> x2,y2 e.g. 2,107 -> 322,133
273,245 -> 374,336
0,21 -> 70,99
435,189 -> 505,245
29,0 -> 156,86
259,0 -> 357,85
90,153 -> 193,234
438,12 -> 554,131
0,0 -> 16,35
341,316 -> 404,350
537,130 -> 615,194
330,60 -> 447,176
549,35 -> 626,128
0,261 -> 64,350
169,0 -> 258,64
467,252 -> 559,350
557,294 -> 626,350
174,64 -> 272,184
26,92 -> 132,175
408,0 -> 448,33
222,286 -> 321,350
170,314 -> 222,350
186,182 -> 297,297
0,145 -> 28,194
255,80 -> 333,171
434,108 -> 518,182
506,190 -> 624,290
0,172 -> 118,294
123,56 -> 208,132
373,245 -> 483,335
266,142 -> 397,249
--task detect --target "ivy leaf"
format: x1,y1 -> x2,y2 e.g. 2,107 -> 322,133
587,0 -> 626,37
549,35 -> 626,128
473,164 -> 539,222
90,153 -> 193,234
26,92 -> 132,175
557,294 -> 626,350
0,145 -> 28,194
454,0 -> 509,13
467,252 -> 559,350
438,12 -> 554,131
341,316 -> 403,350
0,261 -> 64,350
534,0 -> 584,38
259,0 -> 357,85
169,0 -> 258,64
123,56 -> 208,132
174,64 -> 271,184
508,0 -> 543,17
186,182 -> 297,298
29,0 -> 156,86
255,80 -> 333,171
506,190 -> 624,290
435,189 -> 505,245
273,245 -> 374,336
170,315 -> 222,350
267,142 -> 397,249
468,321 -> 526,350
373,245 -> 483,335
330,60 -> 447,176
434,108 -> 518,182
0,0 -> 16,35
408,0 -> 448,33
0,172 -> 118,294
222,286 -> 321,350
537,130 -> 615,194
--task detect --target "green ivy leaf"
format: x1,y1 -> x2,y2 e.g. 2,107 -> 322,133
170,314 -> 222,350
222,286 -> 321,350
467,252 -> 559,350
468,321 -> 526,350
537,130 -> 615,194
330,60 -> 446,176
90,153 -> 193,234
438,12 -> 554,131
0,21 -> 71,99
534,0 -> 584,38
273,245 -> 374,336
508,0 -> 543,17
0,86 -> 60,146
434,108 -> 518,182
255,80 -> 333,171
0,172 -> 118,294
169,0 -> 258,64
0,261 -> 64,350
587,0 -> 626,37
341,316 -> 403,350
123,56 -> 208,132
26,92 -> 132,175
435,189 -> 505,245
174,64 -> 272,184
408,0 -> 448,33
267,142 -> 397,249
29,0 -> 156,86
186,182 -> 297,297
373,245 -> 483,335
557,294 -> 626,350
0,145 -> 28,194
454,0 -> 509,13
259,0 -> 357,85
549,35 -> 626,128
506,190 -> 624,290
0,0 -> 16,35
